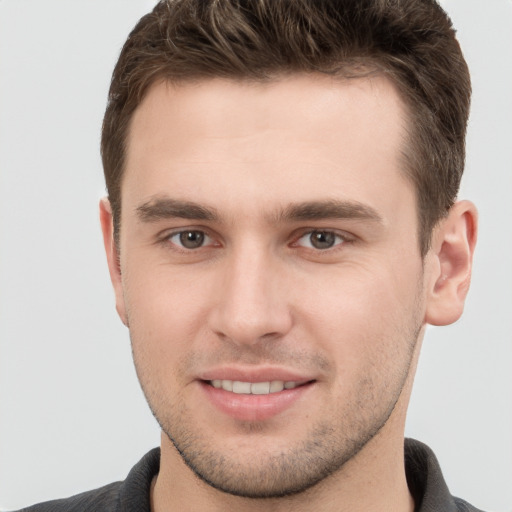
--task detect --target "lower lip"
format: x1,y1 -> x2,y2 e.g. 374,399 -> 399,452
199,381 -> 314,422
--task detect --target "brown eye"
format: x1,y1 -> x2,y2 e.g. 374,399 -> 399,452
169,230 -> 210,249
296,230 -> 343,250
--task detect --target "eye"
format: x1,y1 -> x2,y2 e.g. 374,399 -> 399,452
168,230 -> 213,249
295,230 -> 345,250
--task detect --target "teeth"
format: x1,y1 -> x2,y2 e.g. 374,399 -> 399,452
221,380 -> 233,392
270,380 -> 285,393
233,381 -> 251,394
211,379 -> 299,395
251,382 -> 270,395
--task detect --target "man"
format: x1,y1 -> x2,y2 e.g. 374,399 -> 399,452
17,0 -> 482,510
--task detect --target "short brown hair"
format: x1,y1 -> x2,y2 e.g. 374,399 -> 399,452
101,0 -> 471,255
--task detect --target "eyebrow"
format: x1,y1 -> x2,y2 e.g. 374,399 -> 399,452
276,200 -> 383,224
136,197 -> 218,222
135,196 -> 382,225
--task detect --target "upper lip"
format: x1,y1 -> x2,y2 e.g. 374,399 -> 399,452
197,367 -> 317,384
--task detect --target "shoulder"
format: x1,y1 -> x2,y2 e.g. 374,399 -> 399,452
404,439 -> 488,512
13,482 -> 122,512
453,497 -> 487,512
11,448 -> 160,512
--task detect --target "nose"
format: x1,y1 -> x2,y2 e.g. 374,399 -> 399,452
208,246 -> 293,346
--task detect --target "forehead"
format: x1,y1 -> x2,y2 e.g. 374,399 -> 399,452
123,73 -> 411,222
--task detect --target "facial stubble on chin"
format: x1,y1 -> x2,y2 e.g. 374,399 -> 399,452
130,319 -> 423,500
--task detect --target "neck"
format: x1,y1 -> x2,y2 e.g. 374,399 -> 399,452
151,425 -> 415,512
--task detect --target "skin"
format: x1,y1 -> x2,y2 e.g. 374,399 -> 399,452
101,74 -> 477,512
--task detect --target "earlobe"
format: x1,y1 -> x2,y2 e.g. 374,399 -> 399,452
99,198 -> 128,326
425,200 -> 478,326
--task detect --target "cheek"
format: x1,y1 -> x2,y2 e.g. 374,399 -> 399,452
295,260 -> 423,371
299,261 -> 418,325
124,273 -> 209,407
122,263 -> 214,360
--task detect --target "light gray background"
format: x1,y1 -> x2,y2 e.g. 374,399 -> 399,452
0,1 -> 511,510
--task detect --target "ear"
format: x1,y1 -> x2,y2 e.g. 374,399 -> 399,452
99,198 -> 128,326
424,200 -> 478,326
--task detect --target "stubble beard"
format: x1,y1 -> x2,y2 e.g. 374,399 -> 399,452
161,403 -> 395,499
133,322 -> 423,499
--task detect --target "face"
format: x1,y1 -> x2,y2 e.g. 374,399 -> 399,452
112,75 -> 430,497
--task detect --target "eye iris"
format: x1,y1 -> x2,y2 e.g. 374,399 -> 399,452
310,231 -> 336,249
179,231 -> 205,249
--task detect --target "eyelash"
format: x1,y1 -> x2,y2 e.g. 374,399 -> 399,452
159,229 -> 217,251
292,230 -> 350,251
158,228 -> 353,253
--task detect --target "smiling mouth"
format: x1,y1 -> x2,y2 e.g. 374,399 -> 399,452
208,379 -> 311,395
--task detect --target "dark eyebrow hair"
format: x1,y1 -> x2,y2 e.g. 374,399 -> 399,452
135,196 -> 382,225
136,197 -> 218,222
276,200 -> 383,223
